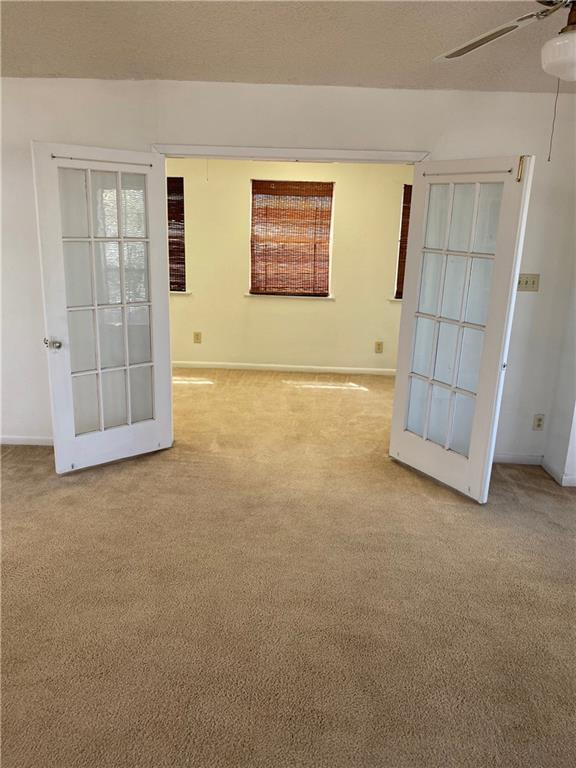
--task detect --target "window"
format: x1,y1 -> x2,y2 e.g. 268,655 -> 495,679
250,180 -> 334,297
167,177 -> 186,292
394,184 -> 413,299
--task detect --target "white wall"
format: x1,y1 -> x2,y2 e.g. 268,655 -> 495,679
166,158 -> 413,372
564,422 -> 576,486
544,277 -> 576,485
2,78 -> 575,479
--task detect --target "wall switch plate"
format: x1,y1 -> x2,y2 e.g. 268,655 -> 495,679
193,331 -> 202,344
374,341 -> 384,354
532,413 -> 545,431
518,273 -> 540,292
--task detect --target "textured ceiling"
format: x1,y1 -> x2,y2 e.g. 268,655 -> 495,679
2,1 -> 574,93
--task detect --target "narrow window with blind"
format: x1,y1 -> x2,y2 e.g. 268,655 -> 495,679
167,177 -> 186,292
394,184 -> 413,300
250,180 -> 334,297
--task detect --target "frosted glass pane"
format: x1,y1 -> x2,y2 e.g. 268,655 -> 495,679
72,374 -> 100,435
418,252 -> 443,315
95,242 -> 121,305
91,171 -> 118,237
424,184 -> 449,249
102,370 -> 127,429
58,169 -> 89,237
473,183 -> 503,254
98,307 -> 125,369
427,385 -> 451,447
457,327 -> 484,394
63,242 -> 92,307
130,366 -> 154,423
434,322 -> 459,385
448,184 -> 475,252
451,393 -> 475,457
411,317 -> 435,377
124,242 -> 149,302
68,309 -> 96,373
121,174 -> 147,237
465,258 -> 493,326
127,306 -> 151,364
440,255 -> 467,320
406,376 -> 428,437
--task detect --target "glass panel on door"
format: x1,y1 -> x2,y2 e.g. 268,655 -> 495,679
59,168 -> 154,437
59,169 -> 89,238
404,181 -> 503,456
95,242 -> 121,304
72,374 -> 100,436
91,171 -> 118,237
121,173 -> 147,237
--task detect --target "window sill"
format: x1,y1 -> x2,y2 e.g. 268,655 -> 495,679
244,293 -> 335,301
388,297 -> 402,303
170,291 -> 193,295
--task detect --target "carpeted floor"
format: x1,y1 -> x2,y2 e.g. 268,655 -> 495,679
2,368 -> 575,768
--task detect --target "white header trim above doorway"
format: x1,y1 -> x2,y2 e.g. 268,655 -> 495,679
153,145 -> 429,164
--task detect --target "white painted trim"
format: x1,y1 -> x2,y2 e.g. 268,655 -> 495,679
1,436 -> 54,446
493,453 -> 543,465
172,361 -> 396,376
243,293 -> 335,301
542,460 -> 576,487
155,144 -> 429,164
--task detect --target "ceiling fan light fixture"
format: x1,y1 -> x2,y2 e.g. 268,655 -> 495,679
541,3 -> 576,81
541,28 -> 576,80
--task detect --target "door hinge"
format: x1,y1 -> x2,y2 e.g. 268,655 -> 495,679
516,155 -> 526,183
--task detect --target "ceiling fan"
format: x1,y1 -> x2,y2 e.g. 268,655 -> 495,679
437,0 -> 576,81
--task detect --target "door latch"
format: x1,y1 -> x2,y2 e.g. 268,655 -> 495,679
43,337 -> 62,350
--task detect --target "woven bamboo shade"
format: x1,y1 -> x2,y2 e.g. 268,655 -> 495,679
167,177 -> 186,292
394,184 -> 412,299
250,180 -> 334,297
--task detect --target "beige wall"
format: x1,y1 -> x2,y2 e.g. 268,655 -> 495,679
167,158 -> 413,372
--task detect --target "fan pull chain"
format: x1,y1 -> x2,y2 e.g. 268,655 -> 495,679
547,78 -> 561,163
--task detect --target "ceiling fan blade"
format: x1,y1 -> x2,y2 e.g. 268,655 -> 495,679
438,15 -> 537,59
436,1 -> 567,60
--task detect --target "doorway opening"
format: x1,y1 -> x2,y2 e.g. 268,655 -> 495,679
162,153 -> 416,452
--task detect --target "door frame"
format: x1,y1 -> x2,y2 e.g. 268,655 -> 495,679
153,145 -> 430,164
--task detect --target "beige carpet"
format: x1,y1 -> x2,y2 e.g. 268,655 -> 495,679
2,369 -> 575,768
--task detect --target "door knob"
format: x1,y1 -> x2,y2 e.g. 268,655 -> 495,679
43,337 -> 62,350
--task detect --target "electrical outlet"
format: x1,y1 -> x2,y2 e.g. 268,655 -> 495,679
193,331 -> 202,344
518,273 -> 540,292
374,341 -> 384,354
532,413 -> 545,431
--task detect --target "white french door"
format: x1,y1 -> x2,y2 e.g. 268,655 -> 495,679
33,143 -> 172,474
390,156 -> 534,503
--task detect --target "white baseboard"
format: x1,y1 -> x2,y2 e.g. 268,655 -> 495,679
542,460 -> 576,487
1,435 -> 53,446
493,452 -> 543,465
172,361 -> 396,376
